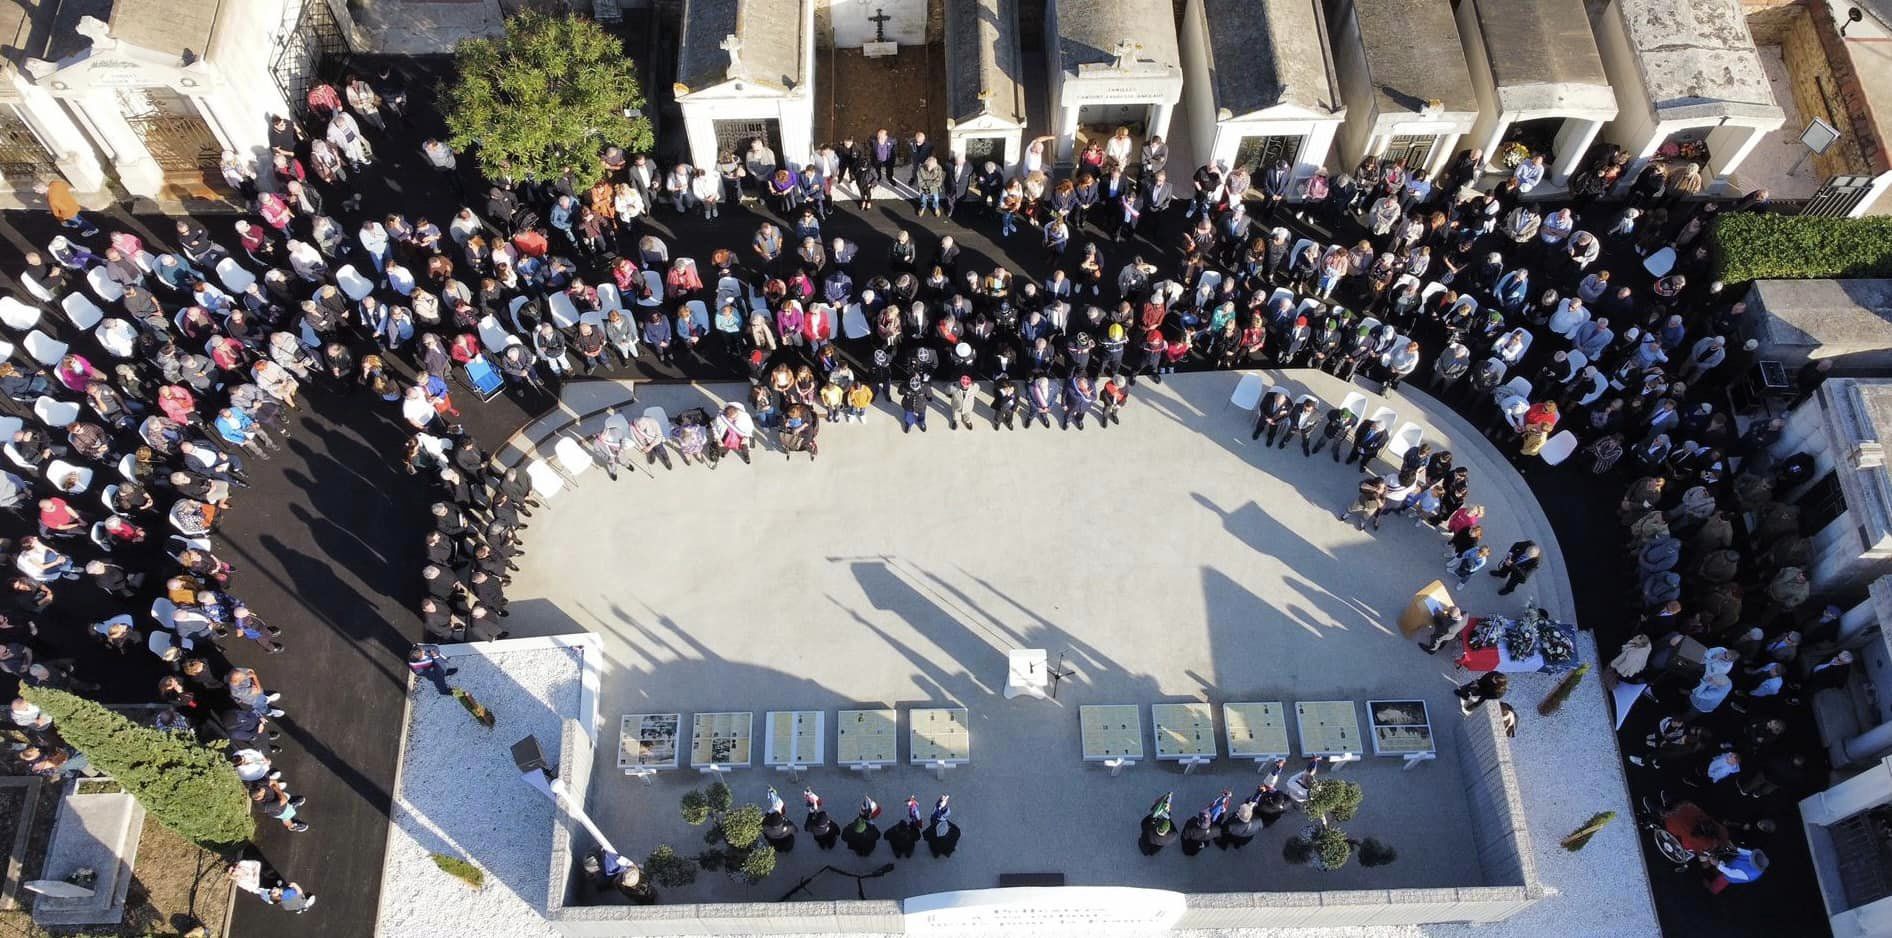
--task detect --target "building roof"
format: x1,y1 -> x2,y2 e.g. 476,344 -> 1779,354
1053,0 -> 1180,78
0,0 -> 111,64
108,0 -> 217,59
1345,0 -> 1476,115
1749,279 -> 1892,372
1191,0 -> 1338,118
1465,0 -> 1614,115
945,0 -> 1025,127
676,0 -> 804,95
1605,0 -> 1783,122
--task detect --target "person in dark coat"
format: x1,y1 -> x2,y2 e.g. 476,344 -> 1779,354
1217,800 -> 1265,849
1138,791 -> 1176,856
1252,387 -> 1291,442
1179,809 -> 1216,856
803,789 -> 839,850
1346,418 -> 1390,466
884,795 -> 922,858
921,795 -> 959,858
843,796 -> 883,856
1490,540 -> 1543,595
761,787 -> 797,851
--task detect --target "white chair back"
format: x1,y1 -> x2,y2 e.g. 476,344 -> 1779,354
1366,406 -> 1397,430
23,330 -> 66,367
842,303 -> 870,339
96,319 -> 137,358
553,436 -> 595,476
1339,391 -> 1369,418
1419,281 -> 1447,304
0,297 -> 39,332
524,458 -> 566,499
1541,430 -> 1579,466
60,292 -> 102,331
19,275 -> 52,304
477,315 -> 516,354
45,459 -> 92,493
336,264 -> 374,301
1229,373 -> 1265,412
85,267 -> 124,303
636,270 -> 665,307
684,300 -> 710,333
33,396 -> 77,428
1387,422 -> 1425,461
215,258 -> 256,294
1502,376 -> 1533,399
150,598 -> 177,630
596,282 -> 625,312
547,291 -> 579,329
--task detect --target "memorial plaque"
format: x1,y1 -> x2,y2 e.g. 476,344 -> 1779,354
1150,702 -> 1215,761
906,886 -> 1186,936
763,710 -> 824,769
689,711 -> 753,768
617,713 -> 681,771
1295,700 -> 1362,758
1078,705 -> 1143,761
1222,701 -> 1291,760
1367,699 -> 1436,756
837,708 -> 898,767
910,707 -> 970,766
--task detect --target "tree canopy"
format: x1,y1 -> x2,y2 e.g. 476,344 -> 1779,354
442,12 -> 653,182
24,686 -> 254,849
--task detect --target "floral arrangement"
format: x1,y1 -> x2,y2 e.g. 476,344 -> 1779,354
1503,619 -> 1538,660
1538,623 -> 1579,667
1655,138 -> 1710,163
1498,142 -> 1532,169
1469,618 -> 1505,649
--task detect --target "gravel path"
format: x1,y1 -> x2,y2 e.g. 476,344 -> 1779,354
374,644 -> 584,938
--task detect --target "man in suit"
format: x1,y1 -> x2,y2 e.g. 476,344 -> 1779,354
906,131 -> 935,186
1251,387 -> 1291,443
1346,418 -> 1390,466
1138,170 -> 1173,240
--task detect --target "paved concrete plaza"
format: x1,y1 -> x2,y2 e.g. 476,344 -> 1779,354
506,370 -> 1577,904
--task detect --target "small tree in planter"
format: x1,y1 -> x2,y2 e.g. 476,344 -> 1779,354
1285,778 -> 1369,871
678,782 -> 775,883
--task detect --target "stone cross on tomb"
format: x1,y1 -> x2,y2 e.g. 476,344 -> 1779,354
720,34 -> 746,80
1111,38 -> 1140,71
868,7 -> 892,43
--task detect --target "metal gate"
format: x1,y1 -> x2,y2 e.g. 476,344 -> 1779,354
1234,134 -> 1302,174
0,108 -> 53,182
712,119 -> 780,166
118,89 -> 220,173
1801,174 -> 1884,218
1384,135 -> 1437,172
272,0 -> 350,120
963,135 -> 1006,167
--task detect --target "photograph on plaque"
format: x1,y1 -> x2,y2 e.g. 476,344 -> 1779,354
1368,700 -> 1435,755
624,713 -> 680,766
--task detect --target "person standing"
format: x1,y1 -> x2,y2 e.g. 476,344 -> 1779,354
948,375 -> 977,430
1139,792 -> 1176,856
1455,672 -> 1508,713
1346,418 -> 1389,467
1338,475 -> 1388,531
1420,604 -> 1468,655
1278,398 -> 1319,452
884,795 -> 922,858
922,794 -> 960,858
803,789 -> 839,850
36,180 -> 97,237
901,376 -> 930,434
1490,541 -> 1542,595
843,796 -> 884,856
1179,809 -> 1216,857
1251,387 -> 1291,443
1310,405 -> 1357,460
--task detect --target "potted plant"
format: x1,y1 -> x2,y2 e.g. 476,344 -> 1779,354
1284,778 -> 1370,871
678,782 -> 777,884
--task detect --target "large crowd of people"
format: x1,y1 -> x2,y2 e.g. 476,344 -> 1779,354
0,51 -> 1842,915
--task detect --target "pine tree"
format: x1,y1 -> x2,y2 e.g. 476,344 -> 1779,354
442,12 -> 654,181
24,687 -> 253,849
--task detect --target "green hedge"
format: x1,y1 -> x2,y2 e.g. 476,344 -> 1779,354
25,687 -> 254,849
1713,213 -> 1892,285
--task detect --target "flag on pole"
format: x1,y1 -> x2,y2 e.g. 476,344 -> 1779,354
1150,791 -> 1173,822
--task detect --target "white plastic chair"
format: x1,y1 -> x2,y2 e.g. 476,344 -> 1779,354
554,436 -> 595,477
636,270 -> 665,308
147,629 -> 193,659
1642,246 -> 1676,278
683,300 -> 710,334
0,297 -> 39,332
1366,406 -> 1397,431
642,406 -> 670,434
477,315 -> 518,354
87,521 -> 112,552
1540,430 -> 1579,466
842,302 -> 870,339
216,258 -> 255,294
1228,373 -> 1265,412
1393,274 -> 1421,295
85,267 -> 123,303
1566,350 -> 1589,374
116,453 -> 138,480
1387,422 -> 1425,461
524,458 -> 566,499
1266,287 -> 1295,309
18,275 -> 52,304
33,397 -> 78,428
579,310 -> 604,329
100,483 -> 119,512
596,282 -> 624,313
24,329 -> 66,367
506,295 -> 534,333
1419,281 -> 1447,305
1289,238 -> 1316,267
96,319 -> 137,358
336,264 -> 373,301
1500,376 -> 1533,401
715,276 -> 746,310
1340,391 -> 1368,418
45,459 -> 92,493
1293,298 -> 1325,320
548,291 -> 579,329
60,292 -> 102,331
0,416 -> 20,442
149,597 -> 177,630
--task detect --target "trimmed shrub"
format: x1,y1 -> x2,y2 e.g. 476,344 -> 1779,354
736,844 -> 777,883
1713,213 -> 1892,285
720,804 -> 764,849
1305,779 -> 1364,823
1560,811 -> 1617,852
680,789 -> 710,826
431,853 -> 484,888
23,687 -> 253,849
1312,826 -> 1353,870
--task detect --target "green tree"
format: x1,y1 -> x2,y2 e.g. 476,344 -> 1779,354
442,11 -> 654,182
24,687 -> 253,849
